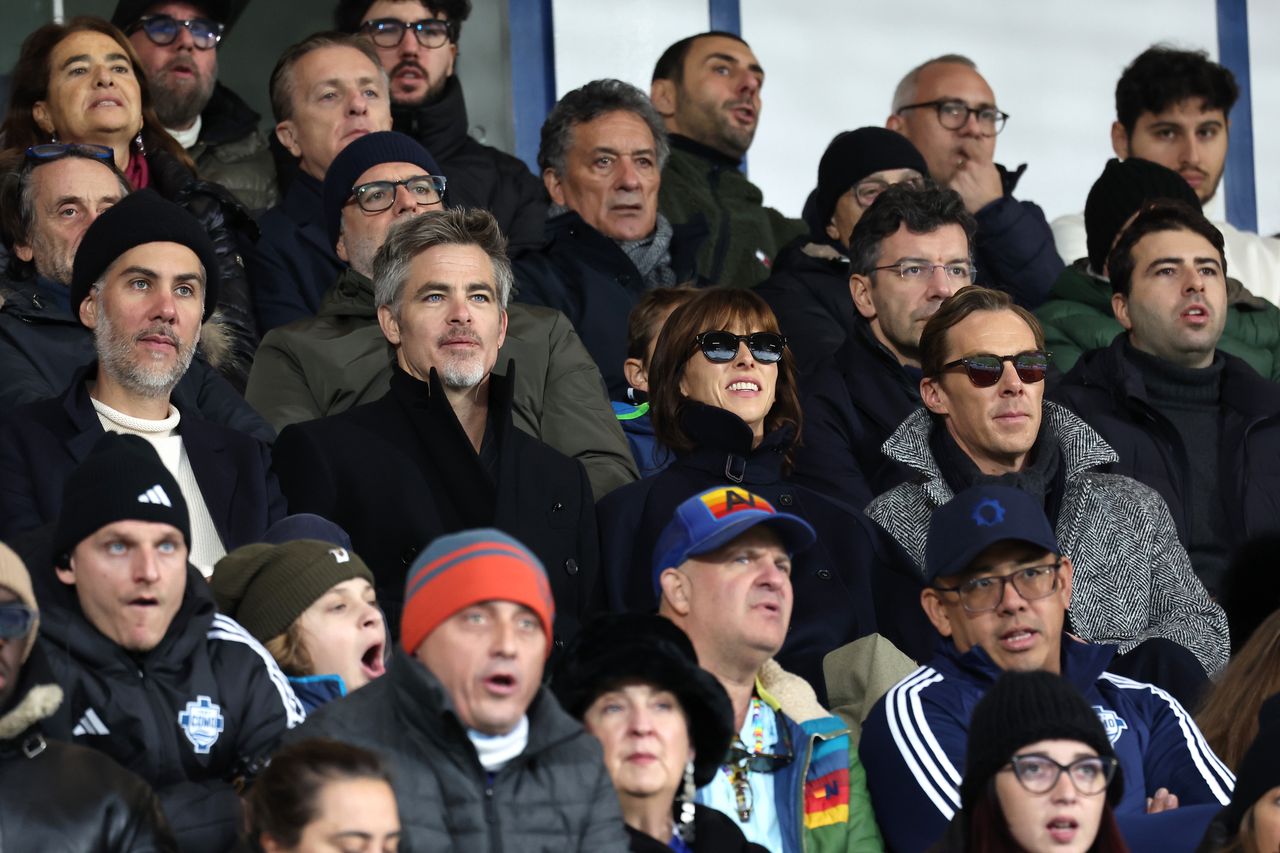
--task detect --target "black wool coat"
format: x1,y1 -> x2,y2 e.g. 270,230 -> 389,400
514,210 -> 707,400
754,235 -> 855,376
596,402 -> 929,700
272,364 -> 600,646
0,364 -> 286,547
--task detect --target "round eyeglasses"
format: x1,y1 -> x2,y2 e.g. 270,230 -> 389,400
1005,754 -> 1118,796
932,561 -> 1061,613
128,14 -> 224,50
941,350 -> 1051,388
896,99 -> 1009,135
694,331 -> 787,364
361,18 -> 453,49
350,175 -> 447,214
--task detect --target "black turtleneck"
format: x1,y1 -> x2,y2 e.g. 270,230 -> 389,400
1123,339 -> 1229,593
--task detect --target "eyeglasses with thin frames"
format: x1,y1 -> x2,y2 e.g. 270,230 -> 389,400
932,561 -> 1062,613
872,262 -> 975,283
941,350 -> 1051,388
1004,754 -> 1118,796
25,143 -> 114,163
896,99 -> 1009,135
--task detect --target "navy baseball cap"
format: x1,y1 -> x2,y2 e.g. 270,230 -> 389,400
925,485 -> 1060,583
652,486 -> 817,598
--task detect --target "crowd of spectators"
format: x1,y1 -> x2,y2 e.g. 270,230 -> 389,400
2,3 -> 1279,852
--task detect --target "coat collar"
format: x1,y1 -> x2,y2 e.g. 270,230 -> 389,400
881,401 -> 1118,504
935,634 -> 1117,696
391,75 -> 469,160
675,401 -> 791,484
669,133 -> 742,171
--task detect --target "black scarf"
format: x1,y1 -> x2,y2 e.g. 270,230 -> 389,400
931,416 -> 1066,525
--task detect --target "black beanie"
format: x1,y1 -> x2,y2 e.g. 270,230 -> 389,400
211,540 -> 375,644
962,670 -> 1123,810
1084,157 -> 1200,274
53,433 -> 191,563
323,131 -> 444,250
1218,693 -> 1280,835
552,613 -> 734,786
70,189 -> 221,326
811,128 -> 928,234
111,0 -> 248,33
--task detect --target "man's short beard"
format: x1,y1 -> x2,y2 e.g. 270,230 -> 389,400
438,358 -> 486,388
94,302 -> 197,398
152,67 -> 216,129
30,230 -> 74,285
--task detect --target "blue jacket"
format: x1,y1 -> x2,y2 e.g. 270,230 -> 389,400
248,173 -> 342,332
972,164 -> 1063,309
610,400 -> 673,478
859,638 -> 1234,853
288,675 -> 347,714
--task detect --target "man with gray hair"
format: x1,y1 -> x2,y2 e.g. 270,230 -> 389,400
887,54 -> 1061,308
273,208 -> 601,644
515,77 -> 707,399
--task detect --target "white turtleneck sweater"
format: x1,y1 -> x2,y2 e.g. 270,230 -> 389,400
92,398 -> 226,576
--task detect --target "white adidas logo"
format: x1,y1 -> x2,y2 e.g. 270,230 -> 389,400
72,708 -> 111,737
137,485 -> 173,508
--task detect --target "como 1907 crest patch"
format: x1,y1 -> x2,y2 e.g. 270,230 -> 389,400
178,695 -> 225,754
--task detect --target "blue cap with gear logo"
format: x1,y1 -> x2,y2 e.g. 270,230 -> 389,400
925,484 -> 1061,582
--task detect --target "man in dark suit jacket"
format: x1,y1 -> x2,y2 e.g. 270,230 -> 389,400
0,191 -> 286,576
272,208 -> 599,647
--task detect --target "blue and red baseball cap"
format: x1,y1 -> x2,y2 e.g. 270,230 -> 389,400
652,486 -> 817,597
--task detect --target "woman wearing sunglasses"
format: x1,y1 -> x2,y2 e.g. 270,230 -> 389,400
935,669 -> 1128,853
553,613 -> 768,853
597,288 -> 916,701
1,16 -> 258,388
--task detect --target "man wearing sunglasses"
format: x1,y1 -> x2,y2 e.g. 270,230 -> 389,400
866,285 -> 1227,684
0,540 -> 178,850
656,486 -> 885,853
859,484 -> 1233,853
515,78 -> 707,400
1053,201 -> 1280,602
113,0 -> 277,214
245,130 -> 636,500
335,0 -> 548,255
887,55 -> 1060,309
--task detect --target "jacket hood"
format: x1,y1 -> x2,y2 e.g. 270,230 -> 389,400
391,76 -> 469,161
881,402 -> 1117,501
1049,260 -> 1113,309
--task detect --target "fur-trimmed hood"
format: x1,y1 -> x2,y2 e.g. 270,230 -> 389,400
0,683 -> 62,742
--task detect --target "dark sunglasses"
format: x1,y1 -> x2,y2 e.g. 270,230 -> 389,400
0,603 -> 36,640
695,331 -> 787,364
25,142 -> 114,162
941,350 -> 1050,387
128,14 -> 224,49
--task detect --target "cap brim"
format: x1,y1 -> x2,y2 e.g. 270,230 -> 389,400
931,532 -> 1061,582
687,510 -> 817,563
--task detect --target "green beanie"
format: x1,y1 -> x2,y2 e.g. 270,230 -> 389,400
211,540 -> 375,642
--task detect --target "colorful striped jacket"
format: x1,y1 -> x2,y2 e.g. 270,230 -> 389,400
750,660 -> 884,853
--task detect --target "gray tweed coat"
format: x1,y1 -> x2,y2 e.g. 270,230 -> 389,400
866,402 -> 1229,675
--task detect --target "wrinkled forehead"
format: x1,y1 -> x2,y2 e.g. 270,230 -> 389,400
295,45 -> 382,92
32,156 -> 125,200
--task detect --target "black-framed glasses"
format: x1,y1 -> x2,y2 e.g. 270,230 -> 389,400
694,331 -> 787,364
873,261 -> 975,283
361,18 -> 454,49
1005,754 -> 1118,796
350,175 -> 447,213
853,175 -> 926,207
128,15 -> 224,50
942,350 -> 1051,388
0,603 -> 36,640
897,99 -> 1009,135
933,561 -> 1061,613
25,143 -> 114,163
